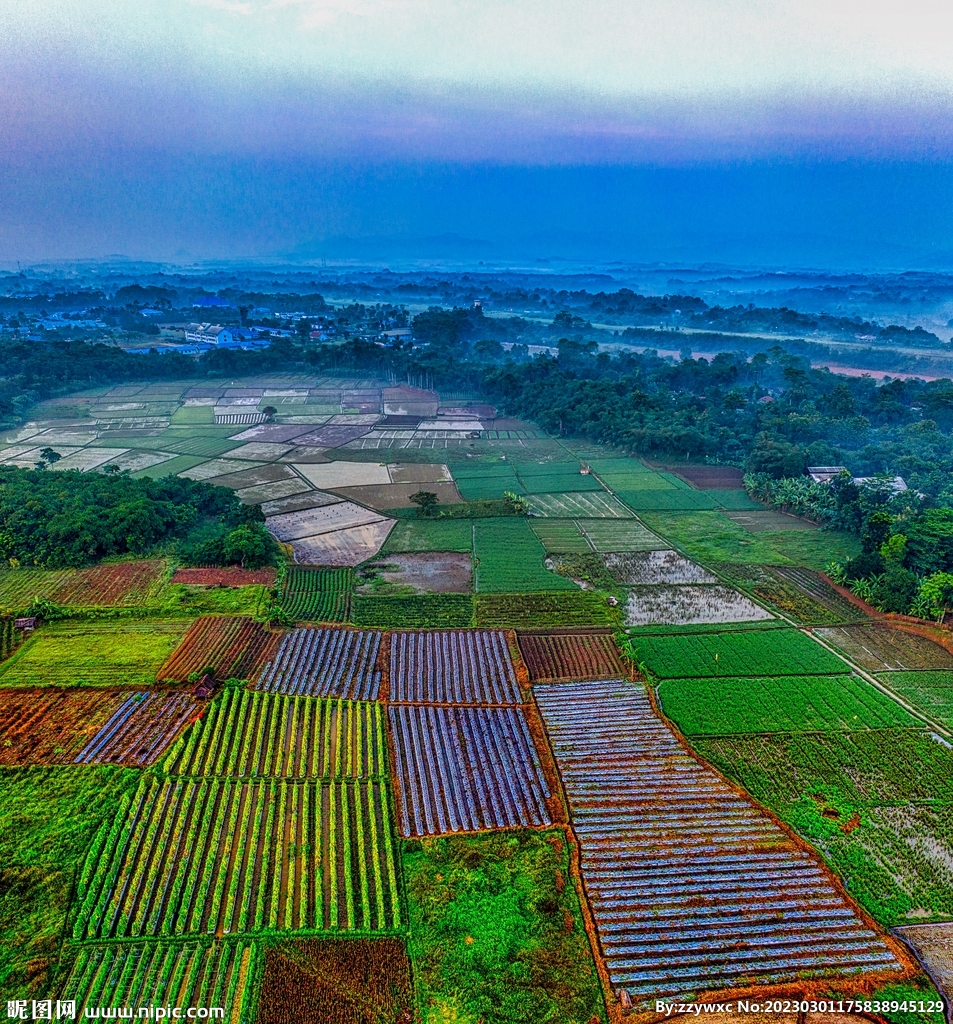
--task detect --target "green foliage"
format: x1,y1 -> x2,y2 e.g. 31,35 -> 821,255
657,674 -> 916,735
0,618 -> 190,687
0,465 -> 239,568
529,519 -> 592,554
409,490 -> 440,517
281,566 -> 352,621
382,518 -> 473,554
475,591 -> 613,627
876,670 -> 953,730
625,626 -> 848,679
351,593 -> 475,628
0,766 -> 140,1003
404,831 -> 606,1024
473,518 -> 576,592
695,730 -> 953,926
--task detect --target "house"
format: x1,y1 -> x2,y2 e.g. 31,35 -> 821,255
184,323 -> 234,346
854,475 -> 909,493
14,617 -> 37,632
382,328 -> 412,341
807,466 -> 849,484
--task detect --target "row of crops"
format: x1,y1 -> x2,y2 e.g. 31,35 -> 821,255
388,703 -> 552,837
76,776 -> 402,939
534,678 -> 908,1006
0,559 -> 168,613
389,629 -> 521,704
280,566 -> 352,622
253,627 -> 382,699
165,691 -> 387,779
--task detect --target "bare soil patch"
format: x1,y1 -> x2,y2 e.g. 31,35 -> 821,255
358,552 -> 472,594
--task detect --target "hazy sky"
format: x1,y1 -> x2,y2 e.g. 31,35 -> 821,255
4,0 -> 953,264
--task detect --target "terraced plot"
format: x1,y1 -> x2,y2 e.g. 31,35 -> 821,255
158,616 -> 277,682
63,940 -> 260,1022
74,692 -> 201,766
517,631 -> 626,683
254,627 -> 383,699
577,518 -> 667,552
0,689 -> 122,764
166,691 -> 386,779
388,704 -> 552,836
817,625 -> 953,673
390,629 -> 520,703
605,549 -> 716,584
534,679 -> 908,1006
475,591 -> 612,628
75,776 -> 401,938
876,670 -> 953,729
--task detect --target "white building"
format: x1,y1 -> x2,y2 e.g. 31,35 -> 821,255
184,323 -> 234,346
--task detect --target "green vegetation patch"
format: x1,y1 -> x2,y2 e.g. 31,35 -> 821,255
404,830 -> 606,1024
473,519 -> 576,593
512,462 -> 603,494
876,671 -> 953,730
0,766 -> 140,1003
165,435 -> 244,458
0,619 -> 191,688
529,519 -> 593,555
616,488 -> 721,511
714,489 -> 765,510
627,626 -> 848,679
450,462 -> 524,501
158,583 -> 271,618
0,570 -> 73,615
381,518 -> 473,554
132,454 -> 207,478
576,518 -> 667,552
658,674 -> 917,736
475,591 -> 612,628
351,593 -> 475,628
695,729 -> 953,925
170,405 -> 215,425
282,566 -> 352,622
640,510 -> 861,567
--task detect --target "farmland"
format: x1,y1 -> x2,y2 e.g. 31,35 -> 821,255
0,620 -> 190,688
166,691 -> 387,779
390,629 -> 520,703
2,374 -> 943,1020
253,627 -> 382,699
281,567 -> 352,621
76,776 -> 402,937
535,679 -> 909,1006
158,616 -> 276,682
657,674 -> 918,735
389,704 -> 552,836
257,939 -> 414,1024
627,625 -> 849,679
517,631 -> 626,682
64,940 -> 260,1022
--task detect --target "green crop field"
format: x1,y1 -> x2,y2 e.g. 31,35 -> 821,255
351,593 -> 475,628
529,518 -> 593,554
450,462 -> 523,500
657,674 -> 917,735
404,831 -> 606,1024
0,569 -> 73,614
63,940 -> 260,1022
132,455 -> 206,479
473,518 -> 576,592
577,518 -> 668,552
170,405 -> 215,425
640,510 -> 861,567
165,435 -> 244,458
628,626 -> 849,679
876,671 -> 953,729
282,566 -> 352,621
0,766 -> 140,1003
512,462 -> 603,494
475,591 -> 613,627
696,729 -> 953,925
616,488 -> 721,511
0,619 -> 191,688
75,775 -> 402,938
381,518 -> 473,553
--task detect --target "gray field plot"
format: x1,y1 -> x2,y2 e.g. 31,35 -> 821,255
624,585 -> 774,626
253,627 -> 383,699
817,624 -> 953,672
577,518 -> 667,551
528,492 -> 632,518
605,550 -> 716,584
388,704 -> 551,836
390,629 -> 521,704
534,679 -> 906,1007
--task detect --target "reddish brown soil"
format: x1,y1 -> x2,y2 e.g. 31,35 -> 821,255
158,616 -> 277,682
172,567 -> 277,587
518,632 -> 626,683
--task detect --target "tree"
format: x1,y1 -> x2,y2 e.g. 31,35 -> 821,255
222,524 -> 273,569
918,572 -> 953,622
35,447 -> 61,470
261,405 -> 278,423
409,491 -> 439,517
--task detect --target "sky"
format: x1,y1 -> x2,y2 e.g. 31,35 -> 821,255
3,0 -> 953,266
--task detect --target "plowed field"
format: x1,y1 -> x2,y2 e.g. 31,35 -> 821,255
158,616 -> 277,682
518,631 -> 625,683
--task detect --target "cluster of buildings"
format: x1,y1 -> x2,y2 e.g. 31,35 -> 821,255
807,466 -> 909,493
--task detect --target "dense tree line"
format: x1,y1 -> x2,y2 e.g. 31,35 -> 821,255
0,467 -> 276,569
